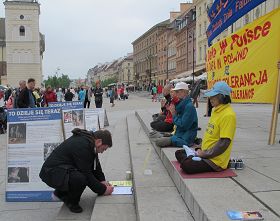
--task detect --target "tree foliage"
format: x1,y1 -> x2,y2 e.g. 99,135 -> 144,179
44,74 -> 71,89
92,76 -> 117,88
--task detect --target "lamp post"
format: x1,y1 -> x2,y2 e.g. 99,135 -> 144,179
189,31 -> 195,86
146,54 -> 152,85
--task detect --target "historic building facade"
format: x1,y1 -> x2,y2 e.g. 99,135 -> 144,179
3,0 -> 45,87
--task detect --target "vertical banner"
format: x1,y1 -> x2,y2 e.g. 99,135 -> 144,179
61,102 -> 85,139
84,109 -> 100,132
6,107 -> 63,202
206,8 -> 280,103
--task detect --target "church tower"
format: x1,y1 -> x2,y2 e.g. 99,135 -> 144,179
4,0 -> 44,87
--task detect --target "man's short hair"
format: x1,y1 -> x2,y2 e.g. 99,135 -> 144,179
27,78 -> 35,83
93,130 -> 112,147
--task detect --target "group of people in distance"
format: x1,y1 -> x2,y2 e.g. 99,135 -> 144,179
150,81 -> 236,174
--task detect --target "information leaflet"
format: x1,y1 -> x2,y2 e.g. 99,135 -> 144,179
6,107 -> 64,201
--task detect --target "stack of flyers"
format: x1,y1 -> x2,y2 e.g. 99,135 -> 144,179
227,210 -> 264,220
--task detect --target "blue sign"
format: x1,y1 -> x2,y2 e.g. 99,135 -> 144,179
207,0 -> 266,45
7,107 -> 62,122
48,101 -> 83,109
6,191 -> 57,202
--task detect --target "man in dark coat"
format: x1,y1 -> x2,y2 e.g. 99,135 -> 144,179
17,78 -> 36,108
94,81 -> 103,108
39,129 -> 114,213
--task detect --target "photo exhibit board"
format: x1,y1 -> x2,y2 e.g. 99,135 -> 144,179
6,107 -> 64,201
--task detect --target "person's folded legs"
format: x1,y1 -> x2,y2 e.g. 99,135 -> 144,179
156,137 -> 172,147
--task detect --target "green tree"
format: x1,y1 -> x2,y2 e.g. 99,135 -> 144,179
44,74 -> 71,88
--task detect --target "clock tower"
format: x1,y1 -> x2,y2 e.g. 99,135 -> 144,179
4,0 -> 44,87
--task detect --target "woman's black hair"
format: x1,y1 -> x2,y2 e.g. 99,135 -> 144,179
218,94 -> 231,104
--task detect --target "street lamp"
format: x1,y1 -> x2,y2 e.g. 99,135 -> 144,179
189,32 -> 195,86
146,54 -> 152,85
128,69 -> 130,86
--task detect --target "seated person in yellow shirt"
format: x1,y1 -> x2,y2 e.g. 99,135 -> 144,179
175,81 -> 236,174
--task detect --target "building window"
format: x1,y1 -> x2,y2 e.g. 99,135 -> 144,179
20,15 -> 24,20
199,46 -> 202,61
19,26 -> 25,36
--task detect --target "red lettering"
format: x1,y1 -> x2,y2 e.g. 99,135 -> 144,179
262,21 -> 271,37
219,39 -> 228,55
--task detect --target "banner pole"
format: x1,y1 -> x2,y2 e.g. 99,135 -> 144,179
268,61 -> 280,145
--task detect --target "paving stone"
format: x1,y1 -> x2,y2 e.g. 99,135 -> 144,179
233,167 -> 280,193
255,191 -> 280,215
136,186 -> 194,221
55,188 -> 96,221
91,204 -> 136,221
0,208 -> 60,221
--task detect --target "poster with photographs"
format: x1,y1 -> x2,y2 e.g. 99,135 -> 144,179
61,101 -> 85,139
6,107 -> 64,202
84,109 -> 99,132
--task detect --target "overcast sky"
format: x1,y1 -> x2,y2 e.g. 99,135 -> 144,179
0,0 -> 190,79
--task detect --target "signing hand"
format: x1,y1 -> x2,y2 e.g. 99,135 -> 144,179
103,185 -> 114,196
101,181 -> 112,186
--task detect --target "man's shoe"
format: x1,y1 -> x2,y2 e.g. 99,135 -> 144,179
66,203 -> 83,213
53,190 -> 68,203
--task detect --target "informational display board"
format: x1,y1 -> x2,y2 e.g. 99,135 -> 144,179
6,107 -> 64,202
84,109 -> 100,132
61,102 -> 85,139
96,108 -> 105,129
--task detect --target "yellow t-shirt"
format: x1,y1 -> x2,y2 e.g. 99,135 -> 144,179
201,104 -> 236,169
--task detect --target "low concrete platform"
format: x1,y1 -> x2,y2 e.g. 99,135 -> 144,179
135,107 -> 280,221
127,114 -> 194,221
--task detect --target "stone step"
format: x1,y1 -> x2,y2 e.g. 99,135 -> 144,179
90,113 -> 136,221
55,187 -> 96,221
135,110 -> 280,221
126,114 -> 194,221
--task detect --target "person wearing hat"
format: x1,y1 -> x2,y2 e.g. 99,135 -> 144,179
39,129 -> 114,213
175,81 -> 236,174
156,82 -> 198,147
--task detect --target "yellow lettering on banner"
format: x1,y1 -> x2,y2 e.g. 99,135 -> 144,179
206,8 -> 280,103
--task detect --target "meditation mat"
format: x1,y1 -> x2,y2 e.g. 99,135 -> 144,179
171,161 -> 237,179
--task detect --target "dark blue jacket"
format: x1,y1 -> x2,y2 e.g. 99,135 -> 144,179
171,97 -> 198,146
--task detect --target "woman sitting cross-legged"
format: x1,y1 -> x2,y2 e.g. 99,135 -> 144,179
175,81 -> 236,174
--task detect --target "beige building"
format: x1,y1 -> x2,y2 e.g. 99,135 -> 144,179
4,0 -> 45,87
118,54 -> 134,85
132,20 -> 169,87
194,0 -> 210,72
0,18 -> 7,84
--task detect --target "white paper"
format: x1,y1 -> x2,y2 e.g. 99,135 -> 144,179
112,186 -> 132,195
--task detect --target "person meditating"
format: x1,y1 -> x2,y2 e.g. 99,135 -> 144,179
175,81 -> 236,174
